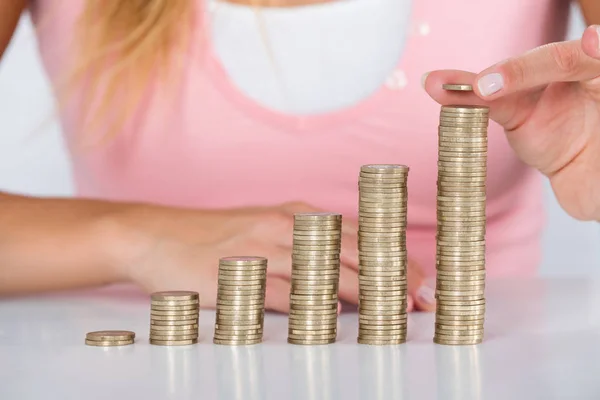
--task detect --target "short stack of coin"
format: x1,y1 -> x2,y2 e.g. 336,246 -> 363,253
149,291 -> 200,346
288,213 -> 342,345
357,164 -> 409,345
214,256 -> 267,345
434,84 -> 488,346
85,330 -> 135,347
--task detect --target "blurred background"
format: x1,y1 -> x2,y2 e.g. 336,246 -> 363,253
0,5 -> 598,276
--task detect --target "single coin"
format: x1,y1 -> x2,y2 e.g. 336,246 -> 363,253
150,299 -> 199,306
86,330 -> 135,341
151,329 -> 199,336
294,212 -> 342,222
214,325 -> 263,333
361,164 -> 410,174
150,315 -> 199,322
219,256 -> 268,265
288,338 -> 335,345
150,309 -> 199,316
150,339 -> 198,346
442,83 -> 473,91
213,334 -> 264,342
150,324 -> 198,331
85,339 -> 134,347
151,291 -> 199,301
214,338 -> 262,346
357,338 -> 405,345
150,333 -> 198,341
151,319 -> 200,326
151,305 -> 200,312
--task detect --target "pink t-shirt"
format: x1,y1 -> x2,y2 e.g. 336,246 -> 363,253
29,0 -> 570,277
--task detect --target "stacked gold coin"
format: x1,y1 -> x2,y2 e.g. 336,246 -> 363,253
213,256 -> 267,346
85,330 -> 135,347
149,291 -> 200,346
434,84 -> 488,346
288,213 -> 342,345
357,164 -> 409,345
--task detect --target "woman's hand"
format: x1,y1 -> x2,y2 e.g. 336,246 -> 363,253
115,201 -> 435,313
424,25 -> 600,221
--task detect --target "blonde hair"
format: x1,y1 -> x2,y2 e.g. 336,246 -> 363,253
67,0 -> 194,144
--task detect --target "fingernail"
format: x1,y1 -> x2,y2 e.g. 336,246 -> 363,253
337,302 -> 342,315
477,73 -> 504,96
416,278 -> 436,305
421,72 -> 430,89
596,26 -> 600,51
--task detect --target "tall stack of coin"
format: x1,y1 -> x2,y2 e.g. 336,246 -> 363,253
288,213 -> 342,345
85,330 -> 135,347
214,256 -> 267,345
357,164 -> 409,345
149,291 -> 200,346
434,84 -> 488,346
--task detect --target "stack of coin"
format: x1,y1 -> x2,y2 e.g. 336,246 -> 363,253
434,84 -> 488,346
85,330 -> 135,347
149,291 -> 200,346
214,256 -> 267,345
357,164 -> 409,345
288,213 -> 342,345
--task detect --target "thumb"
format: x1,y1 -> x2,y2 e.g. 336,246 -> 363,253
407,260 -> 436,312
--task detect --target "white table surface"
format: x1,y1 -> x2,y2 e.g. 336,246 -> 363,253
1,278 -> 600,400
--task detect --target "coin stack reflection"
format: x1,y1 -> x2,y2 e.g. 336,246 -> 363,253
434,90 -> 488,345
149,291 -> 199,346
288,213 -> 342,345
357,164 -> 409,345
214,256 -> 267,345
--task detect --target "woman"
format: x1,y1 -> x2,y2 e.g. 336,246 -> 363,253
0,0 -> 599,313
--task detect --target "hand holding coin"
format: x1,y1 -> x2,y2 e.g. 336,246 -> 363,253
424,25 -> 600,221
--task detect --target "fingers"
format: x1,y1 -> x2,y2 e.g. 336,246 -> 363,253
264,275 -> 291,313
338,263 -> 359,304
581,25 -> 600,60
474,28 -> 600,101
423,69 -> 538,132
407,260 -> 436,312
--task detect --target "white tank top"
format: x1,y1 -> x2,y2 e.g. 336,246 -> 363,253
206,0 -> 413,114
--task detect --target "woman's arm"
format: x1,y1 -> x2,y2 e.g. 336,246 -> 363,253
0,0 -> 26,59
0,194 -> 131,294
579,0 -> 600,25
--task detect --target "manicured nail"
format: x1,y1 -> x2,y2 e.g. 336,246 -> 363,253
421,72 -> 430,89
416,278 -> 436,305
477,73 -> 504,96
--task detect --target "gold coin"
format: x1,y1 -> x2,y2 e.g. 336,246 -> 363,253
294,212 -> 342,222
150,298 -> 199,306
85,339 -> 134,347
288,338 -> 335,345
442,83 -> 473,91
213,338 -> 262,346
150,339 -> 198,346
150,324 -> 198,331
151,319 -> 200,326
219,256 -> 267,265
150,315 -> 199,322
150,333 -> 198,341
361,164 -> 410,174
151,304 -> 199,312
150,309 -> 199,316
85,330 -> 135,341
357,338 -> 405,345
214,325 -> 263,333
213,334 -> 263,342
151,291 -> 199,301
